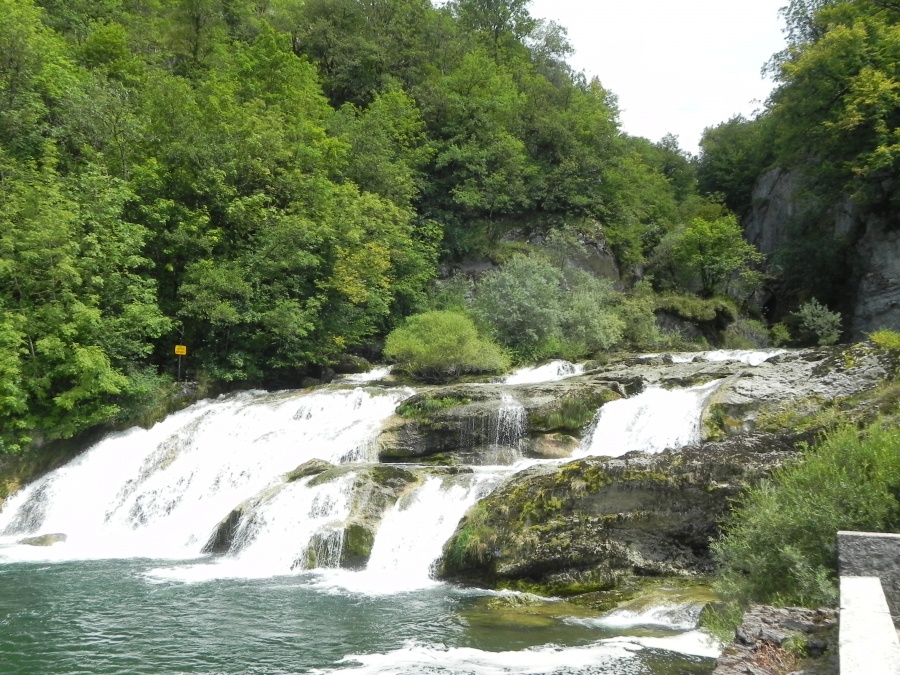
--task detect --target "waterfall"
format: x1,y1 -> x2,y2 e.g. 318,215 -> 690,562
453,394 -> 527,465
321,472 -> 503,594
0,387 -> 411,560
504,360 -> 585,384
576,380 -> 721,458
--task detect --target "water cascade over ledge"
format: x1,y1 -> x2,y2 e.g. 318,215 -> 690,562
0,356 -> 746,673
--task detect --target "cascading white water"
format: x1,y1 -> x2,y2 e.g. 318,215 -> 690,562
576,380 -> 722,458
339,366 -> 394,383
454,394 -> 527,465
0,387 -> 412,561
493,393 -> 526,449
645,348 -> 785,367
323,472 -> 503,594
145,474 -> 356,582
504,360 -> 585,385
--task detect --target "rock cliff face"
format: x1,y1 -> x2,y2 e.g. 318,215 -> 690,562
745,167 -> 900,337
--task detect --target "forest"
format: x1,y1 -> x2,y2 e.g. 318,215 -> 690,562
0,0 -> 897,454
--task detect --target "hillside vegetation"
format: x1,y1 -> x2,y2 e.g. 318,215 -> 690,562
0,0 -> 740,452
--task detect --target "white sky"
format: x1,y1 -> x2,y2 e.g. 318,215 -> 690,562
527,0 -> 788,154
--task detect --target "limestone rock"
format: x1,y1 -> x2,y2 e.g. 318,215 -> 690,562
18,532 -> 67,546
376,379 -> 625,463
712,605 -> 838,675
436,431 -> 805,593
286,458 -> 334,482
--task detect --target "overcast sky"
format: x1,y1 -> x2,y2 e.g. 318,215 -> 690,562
527,0 -> 788,154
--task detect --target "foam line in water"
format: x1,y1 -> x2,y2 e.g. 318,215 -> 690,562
566,601 -> 705,632
504,360 -> 585,385
577,380 -> 721,458
311,630 -> 720,675
310,639 -> 642,675
0,387 -> 412,563
645,349 -> 786,366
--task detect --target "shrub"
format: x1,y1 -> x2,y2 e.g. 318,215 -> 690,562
793,298 -> 842,346
473,254 -> 624,360
712,421 -> 900,612
383,311 -> 509,382
723,318 -> 770,349
770,322 -> 792,347
870,328 -> 900,351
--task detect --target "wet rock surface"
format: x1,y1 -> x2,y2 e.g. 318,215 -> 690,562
711,605 -> 838,675
437,430 -> 808,593
18,532 -> 67,546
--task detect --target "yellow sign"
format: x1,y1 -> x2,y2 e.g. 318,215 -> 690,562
175,345 -> 187,356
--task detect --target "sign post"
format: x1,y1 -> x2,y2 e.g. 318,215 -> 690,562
175,345 -> 187,381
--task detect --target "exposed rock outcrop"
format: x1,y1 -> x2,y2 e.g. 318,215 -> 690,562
436,430 -> 808,594
376,379 -> 627,463
18,532 -> 67,546
711,605 -> 838,675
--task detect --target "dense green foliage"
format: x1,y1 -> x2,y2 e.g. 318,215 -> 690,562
0,0 -> 716,451
472,252 -> 625,360
793,298 -> 843,345
650,214 -> 763,298
713,420 -> 900,608
698,0 -> 900,316
383,311 -> 508,381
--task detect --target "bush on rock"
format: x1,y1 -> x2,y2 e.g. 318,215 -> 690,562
383,311 -> 508,382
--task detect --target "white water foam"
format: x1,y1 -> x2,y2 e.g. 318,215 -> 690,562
340,366 -> 395,383
647,349 -> 786,367
0,387 -> 412,562
311,630 -> 720,675
504,360 -> 585,385
567,601 -> 706,632
311,640 -> 641,675
576,380 -> 722,458
317,473 -> 502,594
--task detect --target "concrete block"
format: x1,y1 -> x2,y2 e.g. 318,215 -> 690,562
838,530 -> 900,622
840,576 -> 900,675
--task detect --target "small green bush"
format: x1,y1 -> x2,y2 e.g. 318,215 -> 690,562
654,293 -> 738,323
793,298 -> 842,346
383,311 -> 509,382
870,328 -> 900,351
770,322 -> 792,347
723,318 -> 770,349
713,420 -> 900,613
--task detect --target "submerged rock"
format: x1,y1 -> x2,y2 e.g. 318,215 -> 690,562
436,430 -> 807,594
18,533 -> 67,546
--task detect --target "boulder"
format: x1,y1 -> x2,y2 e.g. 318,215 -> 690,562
286,458 -> 335,482
333,354 -> 372,375
436,430 -> 807,595
18,532 -> 67,546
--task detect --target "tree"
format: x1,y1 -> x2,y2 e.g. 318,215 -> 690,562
666,215 -> 763,297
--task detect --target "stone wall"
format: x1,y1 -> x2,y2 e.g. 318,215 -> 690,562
838,530 -> 900,623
